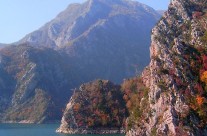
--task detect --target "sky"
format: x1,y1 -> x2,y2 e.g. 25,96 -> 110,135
0,0 -> 170,44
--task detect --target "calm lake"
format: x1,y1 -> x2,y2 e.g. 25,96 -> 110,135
0,124 -> 124,136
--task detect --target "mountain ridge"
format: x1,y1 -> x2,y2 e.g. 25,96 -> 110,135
0,43 -> 8,49
18,0 -> 160,48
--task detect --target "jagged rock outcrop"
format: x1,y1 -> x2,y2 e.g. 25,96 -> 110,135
57,80 -> 127,134
127,0 -> 207,135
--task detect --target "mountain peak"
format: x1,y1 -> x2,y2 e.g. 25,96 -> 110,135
18,0 -> 160,48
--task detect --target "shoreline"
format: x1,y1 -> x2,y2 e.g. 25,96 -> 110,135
56,128 -> 126,134
0,120 -> 60,124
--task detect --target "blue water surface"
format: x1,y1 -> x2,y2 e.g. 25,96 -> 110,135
0,124 -> 124,136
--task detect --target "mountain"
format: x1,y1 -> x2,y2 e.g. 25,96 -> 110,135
0,43 -> 8,49
0,0 -> 160,123
126,0 -> 207,135
17,0 -> 161,83
157,10 -> 166,15
0,44 -> 81,123
56,80 -> 128,134
18,0 -> 160,48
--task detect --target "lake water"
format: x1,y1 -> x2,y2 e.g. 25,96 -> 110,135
0,124 -> 124,136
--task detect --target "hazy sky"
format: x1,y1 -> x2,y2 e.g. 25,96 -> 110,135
0,0 -> 170,44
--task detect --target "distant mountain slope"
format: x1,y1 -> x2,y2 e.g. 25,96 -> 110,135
0,0 -> 160,123
0,43 -> 8,49
18,0 -> 160,48
0,44 -> 79,123
18,0 -> 160,83
157,10 -> 166,15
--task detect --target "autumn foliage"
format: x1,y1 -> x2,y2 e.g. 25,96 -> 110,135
121,77 -> 149,130
196,96 -> 205,106
201,71 -> 207,84
67,80 -> 128,129
73,103 -> 81,112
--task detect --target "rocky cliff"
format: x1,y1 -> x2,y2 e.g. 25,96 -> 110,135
56,80 -> 127,134
127,0 -> 207,135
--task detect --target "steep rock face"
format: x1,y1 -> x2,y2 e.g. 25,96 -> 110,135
0,44 -> 79,123
127,0 -> 207,135
57,80 -> 128,134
